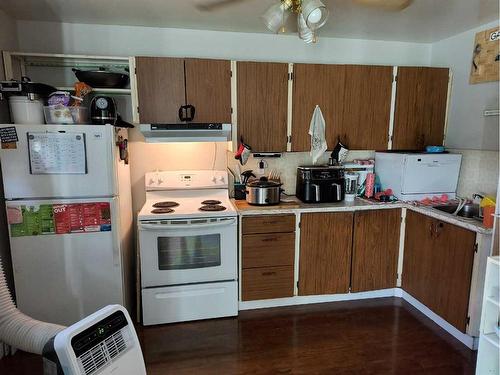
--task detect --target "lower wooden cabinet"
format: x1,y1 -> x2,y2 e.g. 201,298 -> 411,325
242,266 -> 294,301
351,209 -> 401,292
241,214 -> 295,301
298,212 -> 353,295
402,210 -> 476,332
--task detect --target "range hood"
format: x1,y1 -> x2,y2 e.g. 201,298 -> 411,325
140,123 -> 231,143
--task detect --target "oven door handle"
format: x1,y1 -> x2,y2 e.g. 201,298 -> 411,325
139,218 -> 237,231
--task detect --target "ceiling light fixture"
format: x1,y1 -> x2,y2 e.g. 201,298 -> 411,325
261,0 -> 329,43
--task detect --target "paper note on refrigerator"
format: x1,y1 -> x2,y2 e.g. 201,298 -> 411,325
28,132 -> 87,174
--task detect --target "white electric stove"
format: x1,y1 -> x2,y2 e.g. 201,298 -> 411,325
138,170 -> 238,326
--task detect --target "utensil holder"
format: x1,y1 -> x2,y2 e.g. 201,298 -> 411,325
234,183 -> 246,200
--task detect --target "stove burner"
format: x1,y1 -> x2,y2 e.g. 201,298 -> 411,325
151,208 -> 175,214
199,205 -> 227,212
152,201 -> 179,208
201,200 -> 222,205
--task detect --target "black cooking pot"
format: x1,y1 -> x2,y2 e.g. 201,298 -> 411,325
72,67 -> 129,88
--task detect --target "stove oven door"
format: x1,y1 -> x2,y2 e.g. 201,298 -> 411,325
139,217 -> 237,287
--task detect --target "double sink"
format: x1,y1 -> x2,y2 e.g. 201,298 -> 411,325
432,202 -> 481,221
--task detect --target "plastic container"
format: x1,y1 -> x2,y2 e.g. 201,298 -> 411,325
483,205 -> 495,229
9,96 -> 44,124
43,106 -> 88,125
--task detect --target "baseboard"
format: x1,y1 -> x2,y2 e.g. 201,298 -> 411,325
239,288 -> 398,310
400,290 -> 476,349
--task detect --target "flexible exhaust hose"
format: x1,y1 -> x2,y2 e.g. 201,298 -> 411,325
0,256 -> 64,355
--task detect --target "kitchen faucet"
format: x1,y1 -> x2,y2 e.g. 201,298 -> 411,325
472,193 -> 485,218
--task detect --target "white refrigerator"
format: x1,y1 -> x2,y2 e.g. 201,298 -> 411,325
0,124 -> 133,326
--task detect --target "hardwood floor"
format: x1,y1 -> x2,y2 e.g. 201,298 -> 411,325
0,298 -> 476,374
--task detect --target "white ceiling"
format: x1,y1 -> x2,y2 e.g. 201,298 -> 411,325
1,0 -> 498,43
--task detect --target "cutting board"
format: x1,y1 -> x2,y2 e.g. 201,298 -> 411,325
232,200 -> 300,211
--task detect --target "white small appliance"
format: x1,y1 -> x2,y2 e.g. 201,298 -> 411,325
42,305 -> 146,375
0,124 -> 134,326
375,152 -> 462,201
138,170 -> 238,325
344,173 -> 359,202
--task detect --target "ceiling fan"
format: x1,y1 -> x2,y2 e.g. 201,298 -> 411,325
196,0 -> 413,43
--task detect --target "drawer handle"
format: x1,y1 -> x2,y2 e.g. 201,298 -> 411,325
262,221 -> 278,225
261,271 -> 277,276
262,237 -> 278,242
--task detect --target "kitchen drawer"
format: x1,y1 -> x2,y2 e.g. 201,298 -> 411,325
242,232 -> 295,269
242,214 -> 295,235
242,266 -> 294,301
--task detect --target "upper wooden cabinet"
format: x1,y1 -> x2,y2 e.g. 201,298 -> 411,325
237,62 -> 289,152
135,57 -> 231,124
292,64 -> 346,152
292,64 -> 393,151
351,209 -> 400,292
135,57 -> 185,124
298,212 -> 353,295
341,65 -> 393,150
392,67 -> 449,150
402,211 -> 475,332
185,58 -> 231,123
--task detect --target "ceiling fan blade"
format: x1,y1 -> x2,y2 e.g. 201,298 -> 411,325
195,0 -> 251,12
352,0 -> 413,11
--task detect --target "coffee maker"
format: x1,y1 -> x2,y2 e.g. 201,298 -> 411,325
296,165 -> 345,203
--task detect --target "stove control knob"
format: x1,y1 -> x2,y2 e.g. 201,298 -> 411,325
158,178 -> 163,184
219,176 -> 225,183
148,178 -> 155,185
212,176 -> 217,184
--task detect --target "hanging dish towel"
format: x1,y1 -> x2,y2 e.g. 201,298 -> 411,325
309,105 -> 328,164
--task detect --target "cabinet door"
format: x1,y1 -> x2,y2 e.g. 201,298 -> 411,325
351,209 -> 400,292
135,57 -> 185,123
392,67 -> 449,149
298,212 -> 353,295
403,211 -> 476,332
237,62 -> 288,152
292,64 -> 346,151
401,211 -> 436,307
242,266 -> 294,301
341,65 -> 393,150
185,58 -> 232,123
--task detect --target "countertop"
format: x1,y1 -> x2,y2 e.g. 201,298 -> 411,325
231,197 -> 493,235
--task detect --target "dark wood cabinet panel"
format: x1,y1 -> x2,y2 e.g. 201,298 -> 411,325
237,62 -> 289,152
402,211 -> 475,332
351,209 -> 401,292
299,212 -> 353,295
392,67 -> 449,149
292,64 -> 346,151
185,58 -> 231,123
242,214 -> 295,235
135,57 -> 185,123
242,266 -> 294,301
242,232 -> 295,269
341,65 -> 393,150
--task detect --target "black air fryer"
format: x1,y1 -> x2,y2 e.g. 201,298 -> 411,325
296,165 -> 345,203
90,95 -> 117,125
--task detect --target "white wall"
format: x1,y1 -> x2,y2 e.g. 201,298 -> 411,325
15,21 -> 432,65
432,20 -> 499,151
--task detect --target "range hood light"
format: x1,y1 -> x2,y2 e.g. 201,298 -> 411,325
140,123 -> 231,143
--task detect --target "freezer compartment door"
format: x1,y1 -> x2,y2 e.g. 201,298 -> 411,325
402,154 -> 462,194
7,197 -> 124,326
0,124 -> 116,199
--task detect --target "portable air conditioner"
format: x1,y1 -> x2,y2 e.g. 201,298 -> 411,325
42,305 -> 146,375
